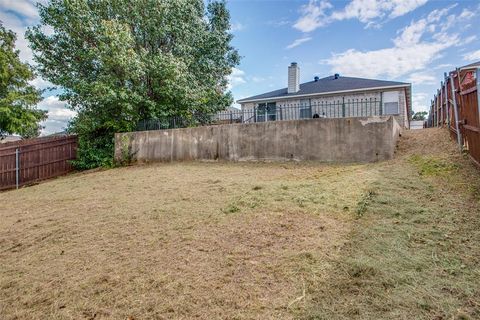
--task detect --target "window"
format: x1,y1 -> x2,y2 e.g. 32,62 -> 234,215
384,102 -> 399,115
382,91 -> 400,115
256,102 -> 276,122
299,99 -> 312,119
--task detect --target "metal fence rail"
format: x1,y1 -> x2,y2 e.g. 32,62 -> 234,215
138,99 -> 385,131
0,135 -> 78,190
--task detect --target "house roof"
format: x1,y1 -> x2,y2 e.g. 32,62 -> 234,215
0,135 -> 21,144
237,75 -> 410,103
459,60 -> 480,70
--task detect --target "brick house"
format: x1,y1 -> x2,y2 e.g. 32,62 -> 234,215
237,62 -> 412,128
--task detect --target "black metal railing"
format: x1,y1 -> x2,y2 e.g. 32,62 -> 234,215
137,98 -> 389,131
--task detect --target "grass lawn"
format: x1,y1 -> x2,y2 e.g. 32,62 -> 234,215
1,128 -> 479,319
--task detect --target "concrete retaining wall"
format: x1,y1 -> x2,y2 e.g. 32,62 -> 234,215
115,116 -> 400,164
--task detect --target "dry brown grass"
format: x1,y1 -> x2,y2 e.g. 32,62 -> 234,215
1,128 -> 479,319
298,128 -> 480,320
0,158 -> 369,319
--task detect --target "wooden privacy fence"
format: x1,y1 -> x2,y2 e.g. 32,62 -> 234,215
427,63 -> 480,166
0,135 -> 78,191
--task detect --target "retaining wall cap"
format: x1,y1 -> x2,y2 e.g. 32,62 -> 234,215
359,116 -> 390,126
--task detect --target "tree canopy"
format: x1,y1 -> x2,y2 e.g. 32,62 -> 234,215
412,111 -> 428,121
27,0 -> 240,168
0,24 -> 46,139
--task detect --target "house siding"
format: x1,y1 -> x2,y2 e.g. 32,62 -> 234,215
240,89 -> 408,128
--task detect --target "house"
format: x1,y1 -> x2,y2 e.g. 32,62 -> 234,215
214,106 -> 243,124
237,62 -> 412,128
0,135 -> 21,143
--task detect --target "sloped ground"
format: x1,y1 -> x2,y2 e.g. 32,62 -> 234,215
298,128 -> 480,319
0,128 -> 479,319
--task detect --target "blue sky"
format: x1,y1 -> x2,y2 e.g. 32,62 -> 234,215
1,0 -> 479,134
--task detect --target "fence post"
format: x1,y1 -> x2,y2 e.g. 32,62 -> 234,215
437,91 -> 440,126
230,111 -> 233,124
450,72 -> 462,151
444,72 -> 449,126
379,94 -> 383,115
477,68 -> 480,123
15,148 -> 19,189
253,106 -> 257,123
342,97 -> 345,117
440,83 -> 444,127
430,99 -> 435,128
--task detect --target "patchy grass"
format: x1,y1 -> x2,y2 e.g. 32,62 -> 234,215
355,189 -> 377,218
297,128 -> 480,320
408,154 -> 459,176
0,128 -> 479,319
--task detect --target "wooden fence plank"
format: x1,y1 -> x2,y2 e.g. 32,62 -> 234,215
427,66 -> 480,166
0,135 -> 78,190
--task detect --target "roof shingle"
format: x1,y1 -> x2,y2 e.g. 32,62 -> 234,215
237,75 -> 410,103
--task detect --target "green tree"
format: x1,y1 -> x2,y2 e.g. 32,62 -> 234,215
412,111 -> 428,121
27,0 -> 240,169
0,24 -> 46,139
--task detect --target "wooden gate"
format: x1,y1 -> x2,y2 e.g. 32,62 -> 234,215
0,135 -> 78,191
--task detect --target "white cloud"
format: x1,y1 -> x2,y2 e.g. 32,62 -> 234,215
294,0 -> 428,32
323,4 -> 466,79
37,96 -> 76,135
29,77 -> 54,90
266,19 -> 291,27
426,4 -> 457,22
324,41 -> 456,79
251,76 -> 266,83
407,71 -> 436,85
412,92 -> 429,112
463,50 -> 480,61
460,35 -> 477,46
459,8 -> 475,20
0,11 -> 35,62
332,0 -> 427,23
434,63 -> 453,70
230,22 -> 245,32
38,96 -> 74,118
286,36 -> 312,49
388,0 -> 429,18
227,67 -> 246,90
0,0 -> 39,20
393,19 -> 427,47
293,0 -> 332,32
0,1 -> 52,64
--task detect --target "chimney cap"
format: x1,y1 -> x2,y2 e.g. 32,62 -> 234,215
290,62 -> 298,66
314,76 -> 319,82
334,73 -> 340,79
